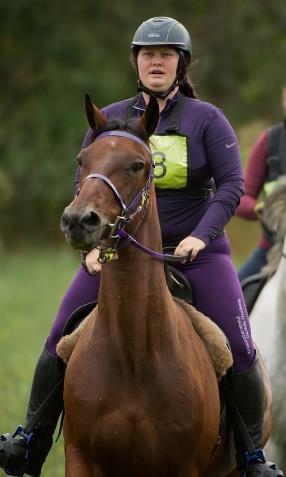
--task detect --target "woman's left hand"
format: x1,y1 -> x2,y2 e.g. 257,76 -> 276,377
174,236 -> 206,261
84,248 -> 102,274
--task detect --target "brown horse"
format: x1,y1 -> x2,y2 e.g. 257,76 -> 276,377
59,95 -> 266,477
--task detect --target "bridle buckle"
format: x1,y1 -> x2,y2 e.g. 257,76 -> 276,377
108,216 -> 129,239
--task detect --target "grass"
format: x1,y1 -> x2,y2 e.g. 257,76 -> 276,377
0,247 -> 79,477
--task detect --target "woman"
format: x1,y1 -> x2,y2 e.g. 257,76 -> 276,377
0,16 -> 283,477
237,83 -> 286,282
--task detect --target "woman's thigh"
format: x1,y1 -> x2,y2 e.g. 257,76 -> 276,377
46,267 -> 100,356
178,248 -> 254,372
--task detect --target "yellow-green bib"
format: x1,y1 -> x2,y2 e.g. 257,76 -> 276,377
150,134 -> 188,189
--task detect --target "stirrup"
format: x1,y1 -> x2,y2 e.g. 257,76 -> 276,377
243,448 -> 265,469
12,425 -> 34,445
242,449 -> 284,477
0,426 -> 34,476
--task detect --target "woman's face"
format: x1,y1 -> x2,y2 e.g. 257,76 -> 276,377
137,46 -> 179,93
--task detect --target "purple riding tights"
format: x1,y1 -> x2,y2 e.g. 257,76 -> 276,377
46,235 -> 254,373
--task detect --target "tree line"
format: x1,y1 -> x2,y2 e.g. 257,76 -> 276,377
1,0 -> 285,243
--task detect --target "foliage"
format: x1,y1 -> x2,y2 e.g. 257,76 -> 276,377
1,0 -> 285,242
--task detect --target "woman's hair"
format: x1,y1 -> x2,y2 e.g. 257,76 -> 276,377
178,54 -> 197,99
129,49 -> 198,99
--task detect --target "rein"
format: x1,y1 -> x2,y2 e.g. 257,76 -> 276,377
78,130 -> 189,264
115,229 -> 189,263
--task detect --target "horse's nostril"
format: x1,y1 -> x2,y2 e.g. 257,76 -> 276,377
79,211 -> 101,231
60,212 -> 72,232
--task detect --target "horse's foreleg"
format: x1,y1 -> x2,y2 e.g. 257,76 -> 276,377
65,445 -> 95,477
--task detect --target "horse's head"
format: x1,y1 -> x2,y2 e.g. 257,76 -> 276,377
60,94 -> 159,251
262,177 -> 286,242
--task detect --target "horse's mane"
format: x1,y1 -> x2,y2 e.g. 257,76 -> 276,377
262,176 -> 286,277
93,117 -> 148,144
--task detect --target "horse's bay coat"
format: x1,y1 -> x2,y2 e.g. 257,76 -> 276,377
60,95 -> 271,477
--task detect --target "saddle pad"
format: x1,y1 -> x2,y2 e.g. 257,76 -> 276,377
57,298 -> 233,381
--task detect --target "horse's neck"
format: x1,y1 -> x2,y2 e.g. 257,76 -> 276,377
276,235 -> 286,298
283,235 -> 286,258
274,235 -> 286,279
270,235 -> 286,370
97,202 -> 176,363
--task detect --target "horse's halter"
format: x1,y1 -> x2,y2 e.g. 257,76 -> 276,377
76,130 -> 154,263
77,129 -> 190,265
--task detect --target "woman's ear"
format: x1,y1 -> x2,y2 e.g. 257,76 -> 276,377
85,93 -> 107,132
139,95 -> 159,138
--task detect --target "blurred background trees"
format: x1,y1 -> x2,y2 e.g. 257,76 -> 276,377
1,0 -> 285,247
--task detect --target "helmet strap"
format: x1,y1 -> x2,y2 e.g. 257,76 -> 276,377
137,79 -> 179,100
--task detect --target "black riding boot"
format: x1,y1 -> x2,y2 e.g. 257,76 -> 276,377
0,347 -> 64,477
227,355 -> 284,477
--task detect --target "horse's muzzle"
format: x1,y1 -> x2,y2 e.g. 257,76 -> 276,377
60,208 -> 103,249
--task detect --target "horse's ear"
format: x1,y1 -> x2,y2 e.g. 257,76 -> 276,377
139,95 -> 159,138
85,93 -> 107,132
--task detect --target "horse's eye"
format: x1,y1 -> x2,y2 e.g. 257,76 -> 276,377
130,161 -> 144,173
76,155 -> 83,167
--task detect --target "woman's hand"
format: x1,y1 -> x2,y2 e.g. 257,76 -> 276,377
84,248 -> 102,274
174,236 -> 206,261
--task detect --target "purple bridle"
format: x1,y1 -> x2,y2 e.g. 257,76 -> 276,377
78,130 -> 189,263
80,131 -> 153,223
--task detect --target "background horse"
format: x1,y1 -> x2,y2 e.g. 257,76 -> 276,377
59,94 -> 239,477
250,178 -> 286,468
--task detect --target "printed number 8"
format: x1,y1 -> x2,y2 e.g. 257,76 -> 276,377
152,151 -> 167,179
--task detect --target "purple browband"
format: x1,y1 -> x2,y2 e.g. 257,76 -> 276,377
95,131 -> 151,153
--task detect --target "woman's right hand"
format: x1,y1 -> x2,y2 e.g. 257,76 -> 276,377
84,248 -> 102,274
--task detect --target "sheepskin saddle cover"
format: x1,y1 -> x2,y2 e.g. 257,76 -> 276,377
56,298 -> 233,381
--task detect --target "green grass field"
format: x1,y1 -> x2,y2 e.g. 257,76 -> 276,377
0,247 -> 79,477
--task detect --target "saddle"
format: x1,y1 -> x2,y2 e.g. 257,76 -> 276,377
240,273 -> 267,314
57,268 -> 232,381
165,264 -> 194,304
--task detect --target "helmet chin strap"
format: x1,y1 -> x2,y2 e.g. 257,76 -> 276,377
137,79 -> 179,100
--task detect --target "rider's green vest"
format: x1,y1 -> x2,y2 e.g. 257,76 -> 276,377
263,120 -> 286,196
124,94 -> 212,195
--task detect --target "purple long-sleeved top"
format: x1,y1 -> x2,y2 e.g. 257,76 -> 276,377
78,92 -> 244,247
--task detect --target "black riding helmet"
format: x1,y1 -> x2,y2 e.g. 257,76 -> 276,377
131,17 -> 192,99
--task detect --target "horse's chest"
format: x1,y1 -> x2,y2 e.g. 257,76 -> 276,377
64,331 -> 220,475
67,354 -> 214,448
76,393 -> 204,476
